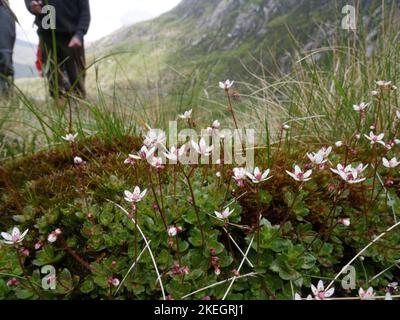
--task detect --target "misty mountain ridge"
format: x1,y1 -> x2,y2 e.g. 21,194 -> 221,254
89,0 -> 399,93
13,39 -> 38,79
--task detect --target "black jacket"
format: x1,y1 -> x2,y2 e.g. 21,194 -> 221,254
0,0 -> 16,77
24,0 -> 91,41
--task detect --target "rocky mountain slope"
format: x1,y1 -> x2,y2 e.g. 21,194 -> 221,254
90,0 -> 399,92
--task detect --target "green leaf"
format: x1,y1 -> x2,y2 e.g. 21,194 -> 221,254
207,239 -> 225,255
33,247 -> 65,267
188,228 -> 203,247
183,209 -> 198,225
258,190 -> 273,205
80,278 -> 95,294
56,268 -> 74,294
219,254 -> 234,268
185,269 -> 203,281
270,238 -> 292,253
0,279 -> 8,299
15,288 -> 35,299
301,253 -> 317,270
93,275 -> 109,289
99,210 -> 114,226
12,215 -> 26,223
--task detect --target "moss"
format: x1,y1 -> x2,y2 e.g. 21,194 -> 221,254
0,135 -> 142,221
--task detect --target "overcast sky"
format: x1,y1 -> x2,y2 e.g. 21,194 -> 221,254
10,0 -> 182,43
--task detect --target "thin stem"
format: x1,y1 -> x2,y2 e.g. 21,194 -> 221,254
59,236 -> 92,272
255,185 -> 261,266
16,248 -> 44,299
175,236 -> 182,266
181,272 -> 258,300
325,221 -> 400,292
157,170 -> 165,212
178,163 -> 205,247
115,241 -> 150,295
131,205 -> 138,276
109,200 -> 166,300
225,90 -> 239,131
272,183 -> 303,239
370,144 -> 379,202
148,168 -> 168,230
222,236 -> 255,300
223,227 -> 254,268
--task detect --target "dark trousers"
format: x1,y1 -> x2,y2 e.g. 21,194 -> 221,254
0,4 -> 16,96
40,32 -> 86,98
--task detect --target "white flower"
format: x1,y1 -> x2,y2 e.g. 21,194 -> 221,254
354,163 -> 369,174
318,146 -> 333,158
62,133 -> 78,142
149,156 -> 164,169
124,187 -> 147,203
383,157 -> 400,169
48,232 -> 57,243
130,145 -> 156,160
388,282 -> 398,290
47,228 -> 62,243
330,164 -> 367,184
395,139 -> 400,145
144,129 -> 166,148
246,167 -> 272,184
1,227 -> 29,245
232,167 -> 247,187
311,280 -> 335,300
353,102 -> 369,112
211,120 -> 221,129
286,165 -> 312,182
294,293 -> 313,300
179,109 -> 192,120
282,124 -> 290,130
364,132 -> 385,146
385,292 -> 393,300
335,141 -> 343,147
207,120 -> 221,135
215,207 -> 234,220
338,217 -> 351,226
167,226 -> 178,237
359,287 -> 375,300
216,172 -> 221,178
124,154 -> 137,165
109,277 -> 120,287
164,145 -> 186,162
219,80 -> 234,90
396,111 -> 400,120
376,80 -> 392,88
74,156 -> 84,165
372,90 -> 379,97
191,138 -> 213,157
307,151 -> 327,165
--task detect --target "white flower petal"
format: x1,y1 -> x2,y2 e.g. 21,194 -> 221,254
324,288 -> 335,298
1,232 -> 12,241
317,280 -> 324,292
311,284 -> 318,296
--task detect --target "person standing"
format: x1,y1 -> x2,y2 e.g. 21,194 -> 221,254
25,0 -> 91,98
0,0 -> 16,97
